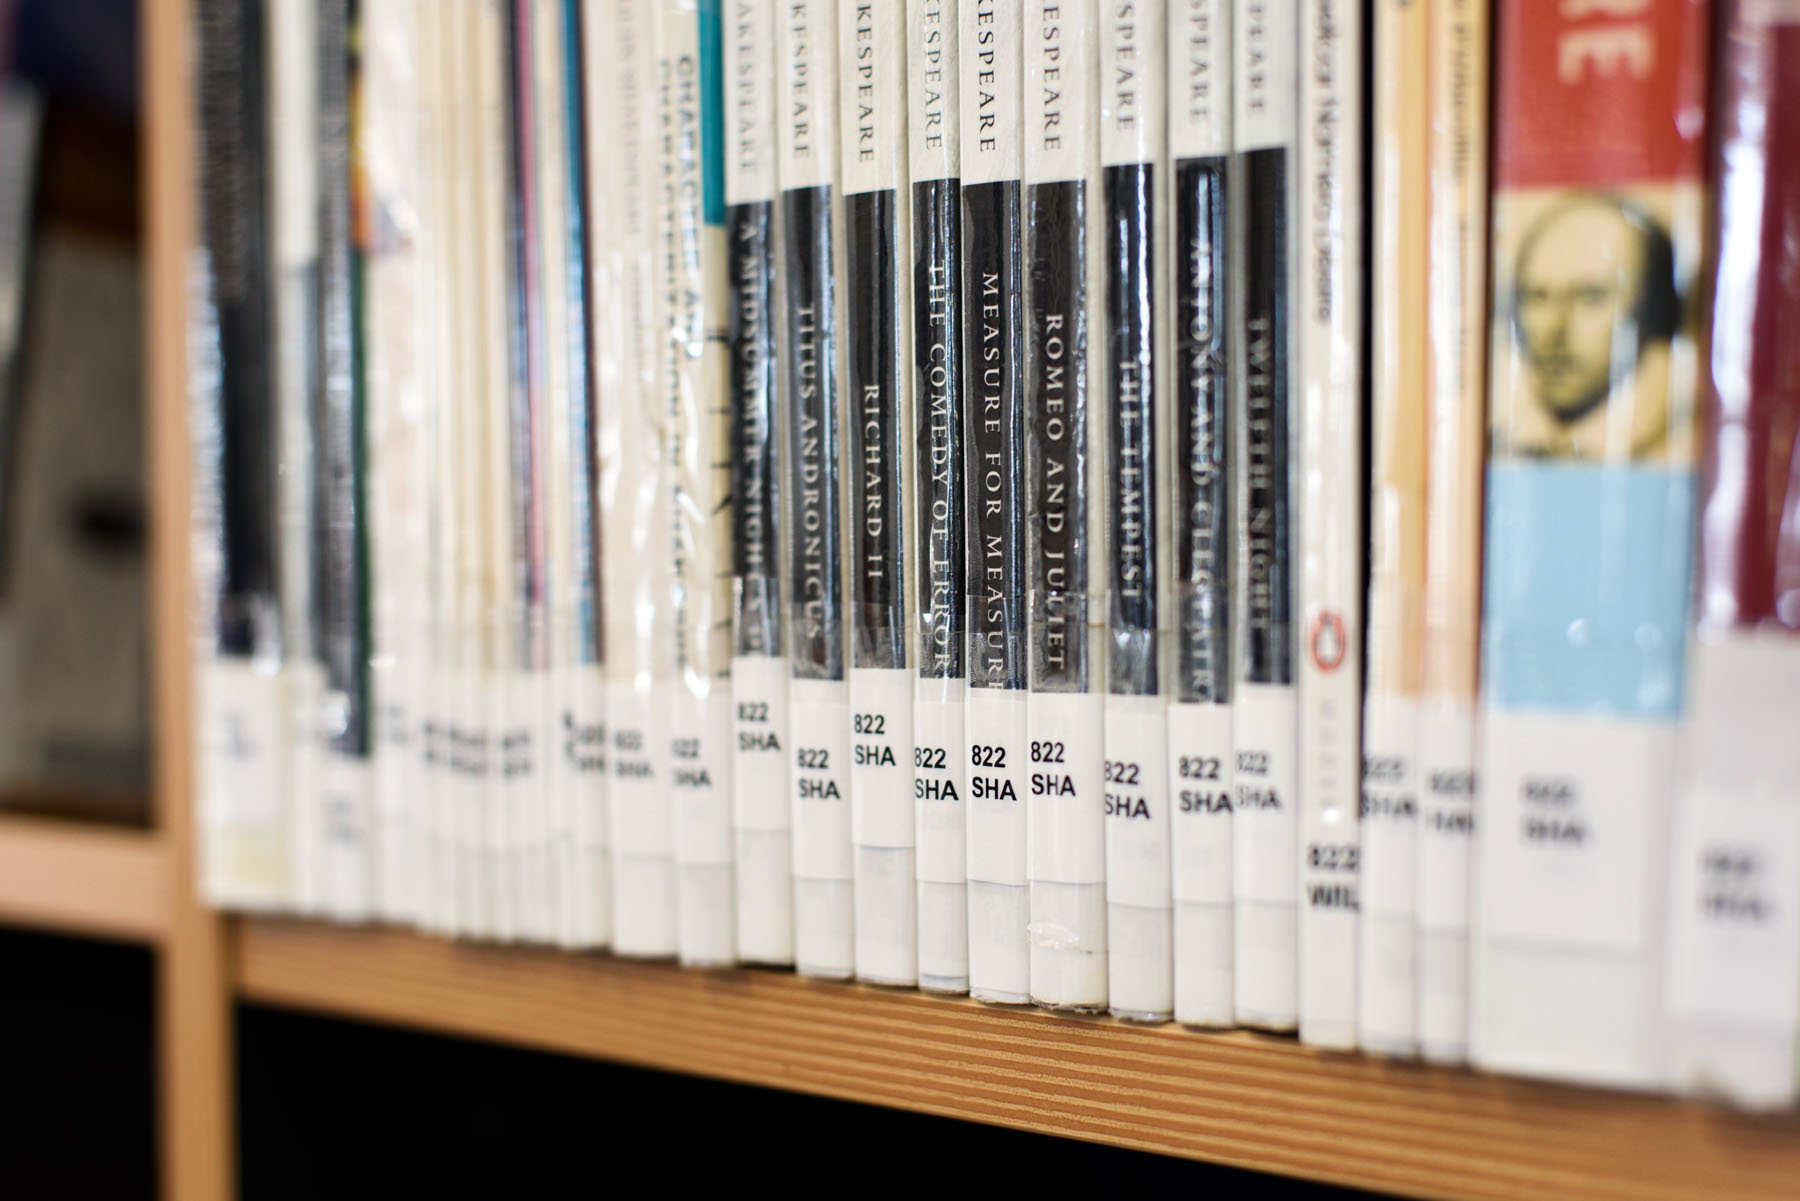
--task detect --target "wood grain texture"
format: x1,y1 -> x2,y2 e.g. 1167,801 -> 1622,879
0,814 -> 167,942
145,0 -> 236,1197
236,919 -> 1800,1200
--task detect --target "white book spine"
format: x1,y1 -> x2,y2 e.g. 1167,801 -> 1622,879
604,0 -> 679,957
1021,0 -> 1108,1015
659,0 -> 738,968
1166,0 -> 1235,1029
1295,0 -> 1365,1049
1098,0 -> 1173,1023
723,0 -> 795,967
196,659 -> 291,910
1666,633 -> 1800,1109
778,0 -> 856,978
840,0 -> 919,987
959,0 -> 1030,1005
907,0 -> 968,994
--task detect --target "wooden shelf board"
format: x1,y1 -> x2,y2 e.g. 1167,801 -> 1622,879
234,919 -> 1800,1200
0,813 -> 168,942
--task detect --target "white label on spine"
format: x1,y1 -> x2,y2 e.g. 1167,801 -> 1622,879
1105,693 -> 1173,909
966,686 -> 1028,887
958,0 -> 1020,186
1028,690 -> 1106,884
1416,697 -> 1474,929
914,682 -> 968,883
1169,0 -> 1231,160
1022,0 -> 1092,185
851,667 -> 917,848
1170,700 -> 1234,904
790,678 -> 854,880
671,689 -> 734,866
1478,710 -> 1673,953
839,0 -> 905,196
1099,0 -> 1165,171
198,658 -> 288,905
1360,691 -> 1418,922
608,680 -> 670,856
732,654 -> 792,831
725,0 -> 778,205
1233,681 -> 1298,903
907,0 -> 959,180
569,662 -> 610,940
1669,787 -> 1800,1031
1668,634 -> 1800,1037
777,1 -> 839,191
1231,0 -> 1296,150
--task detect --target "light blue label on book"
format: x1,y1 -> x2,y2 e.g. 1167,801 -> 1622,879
1482,462 -> 1694,719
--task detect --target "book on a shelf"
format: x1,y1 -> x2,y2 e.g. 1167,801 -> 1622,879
779,0 -> 856,980
1360,0 -> 1427,1060
960,0 -> 1031,1006
600,0 -> 679,957
1295,0 -> 1366,1051
724,0 -> 794,968
193,0 -> 287,912
841,0 -> 920,988
1099,0 -> 1173,1024
1167,0 -> 1235,1032
1416,0 -> 1488,1066
1664,0 -> 1800,1111
1022,0 -> 1107,1014
556,0 -> 611,950
1229,0 -> 1299,1032
659,0 -> 738,969
1474,0 -> 1709,1088
907,0 -> 970,996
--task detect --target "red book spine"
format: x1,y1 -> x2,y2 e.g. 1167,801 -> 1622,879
1700,0 -> 1800,632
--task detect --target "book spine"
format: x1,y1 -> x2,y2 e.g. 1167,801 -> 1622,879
364,0 -> 431,929
723,0 -> 794,967
1021,0 -> 1107,1013
1229,0 -> 1299,1031
193,0 -> 288,912
560,0 -> 612,950
659,0 -> 738,969
960,0 -> 1030,1006
907,0 -> 969,995
269,0 -> 323,917
1358,0 -> 1427,1058
1416,0 -> 1486,1064
840,0 -> 919,987
778,0 -> 856,979
1166,0 -> 1234,1029
1664,0 -> 1800,1110
1475,0 -> 1709,1088
315,0 -> 375,923
602,0 -> 680,957
504,0 -> 554,944
1295,0 -> 1366,1050
1100,0 -> 1173,1023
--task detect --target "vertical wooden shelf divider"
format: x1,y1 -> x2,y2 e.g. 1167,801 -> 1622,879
145,0 -> 235,1197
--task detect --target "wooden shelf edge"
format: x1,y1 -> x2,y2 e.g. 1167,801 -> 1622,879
0,814 -> 168,942
233,919 -> 1800,1201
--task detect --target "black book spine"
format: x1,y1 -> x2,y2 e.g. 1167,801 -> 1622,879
846,190 -> 907,670
914,176 -> 964,681
728,196 -> 782,658
196,0 -> 275,659
1025,177 -> 1089,694
1174,156 -> 1231,704
780,183 -> 844,682
962,179 -> 1025,693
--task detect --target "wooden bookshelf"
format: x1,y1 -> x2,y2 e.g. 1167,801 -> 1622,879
48,0 -> 1786,1198
0,814 -> 167,942
233,918 -> 1800,1201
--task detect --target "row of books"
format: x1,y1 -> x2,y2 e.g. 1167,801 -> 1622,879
190,0 -> 1800,1105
